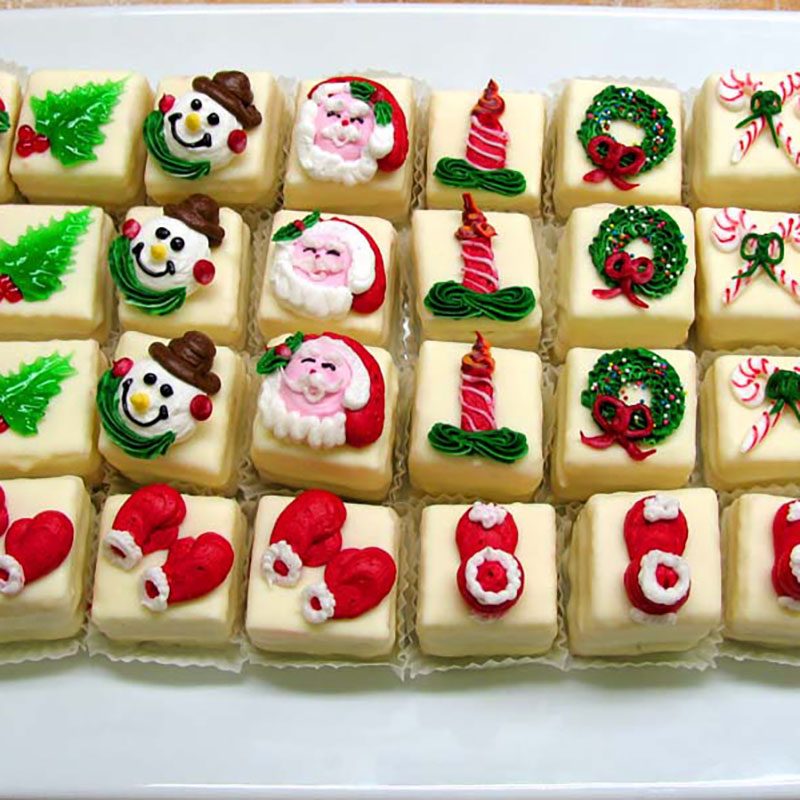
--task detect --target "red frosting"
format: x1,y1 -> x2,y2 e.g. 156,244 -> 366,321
771,501 -> 800,603
0,510 -> 74,586
110,484 -> 186,559
322,546 -> 396,620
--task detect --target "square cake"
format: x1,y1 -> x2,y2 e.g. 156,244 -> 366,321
97,330 -> 246,492
554,204 -> 695,358
144,71 -> 285,206
10,70 -> 152,206
246,491 -> 400,658
251,332 -> 398,502
257,209 -> 397,348
412,196 -> 541,350
0,339 -> 104,480
112,197 -> 251,348
283,76 -> 416,221
553,79 -> 683,219
0,72 -> 21,203
724,493 -> 800,648
552,347 -> 697,502
92,486 -> 245,645
702,354 -> 800,491
425,80 -> 545,216
567,488 -> 721,657
416,501 -> 558,658
0,205 -> 114,341
695,206 -> 800,349
0,476 -> 92,643
408,335 -> 543,501
690,71 -> 800,210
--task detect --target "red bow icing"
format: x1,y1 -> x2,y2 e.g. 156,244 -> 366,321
581,395 -> 657,461
592,251 -> 655,309
772,500 -> 800,610
583,135 -> 646,191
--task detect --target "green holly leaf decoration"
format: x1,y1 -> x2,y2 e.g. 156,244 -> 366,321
374,100 -> 392,126
30,78 -> 126,167
0,353 -> 76,436
0,208 -> 92,302
0,109 -> 9,135
350,81 -> 376,103
256,332 -> 305,375
271,211 -> 321,243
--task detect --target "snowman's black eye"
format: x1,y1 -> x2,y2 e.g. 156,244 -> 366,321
170,237 -> 185,252
207,113 -> 220,126
191,98 -> 202,111
155,227 -> 170,240
144,373 -> 157,385
160,384 -> 174,398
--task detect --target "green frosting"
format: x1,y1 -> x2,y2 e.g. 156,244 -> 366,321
272,211 -> 321,243
424,280 -> 535,322
256,331 -> 305,376
434,157 -> 526,197
143,110 -> 211,180
108,235 -> 187,316
427,423 -> 528,464
0,109 -> 9,134
96,369 -> 176,459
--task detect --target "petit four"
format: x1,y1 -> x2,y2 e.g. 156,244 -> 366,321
251,331 -> 398,501
696,207 -> 800,349
258,209 -> 397,347
552,347 -> 697,502
0,476 -> 92,643
10,70 -> 152,206
554,80 -> 683,219
409,334 -> 543,501
246,490 -> 399,658
724,494 -> 800,648
702,354 -> 800,491
92,485 -> 245,645
568,489 -> 721,656
0,72 -> 21,203
412,194 -> 541,350
111,195 -> 250,347
554,204 -> 695,358
97,330 -> 246,491
416,501 -> 557,658
426,79 -> 545,216
144,71 -> 284,206
691,70 -> 800,210
283,76 -> 415,220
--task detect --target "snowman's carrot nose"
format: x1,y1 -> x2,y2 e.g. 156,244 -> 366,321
185,112 -> 202,133
150,243 -> 168,262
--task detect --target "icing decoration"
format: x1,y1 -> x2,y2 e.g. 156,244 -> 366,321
729,356 -> 800,453
109,194 -> 222,316
262,489 -> 345,587
717,70 -> 800,167
433,79 -> 526,196
18,78 -> 126,165
580,348 -> 686,461
0,208 -> 92,304
140,532 -> 234,612
257,331 -> 385,450
103,484 -> 186,570
428,332 -> 528,464
643,494 -> 680,522
772,500 -> 800,610
270,210 -> 386,319
96,331 -> 220,460
455,502 -> 524,616
296,76 -> 409,185
589,206 -> 687,309
300,546 -> 396,624
577,85 -> 676,191
423,193 -> 536,321
144,71 -> 262,179
711,208 -> 800,306
0,353 -> 76,437
623,495 -> 691,624
0,97 -> 8,134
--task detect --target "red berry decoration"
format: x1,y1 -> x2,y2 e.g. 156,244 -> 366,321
227,129 -> 247,154
15,125 -> 49,158
190,394 -> 213,421
112,358 -> 133,378
0,417 -> 8,434
0,98 -> 5,112
122,218 -> 141,240
275,344 -> 292,360
159,94 -> 176,114
192,259 -> 215,286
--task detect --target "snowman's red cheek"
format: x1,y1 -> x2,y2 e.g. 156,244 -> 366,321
122,219 -> 141,240
228,129 -> 247,154
112,358 -> 134,378
190,394 -> 213,421
159,94 -> 176,114
193,260 -> 215,285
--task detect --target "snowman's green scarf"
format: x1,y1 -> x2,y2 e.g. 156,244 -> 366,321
143,110 -> 212,180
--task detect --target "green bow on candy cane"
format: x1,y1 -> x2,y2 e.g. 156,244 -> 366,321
738,231 -> 785,283
736,90 -> 783,148
765,369 -> 800,424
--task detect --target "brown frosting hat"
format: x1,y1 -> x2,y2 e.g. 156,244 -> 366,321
149,331 -> 221,396
163,194 -> 225,248
191,70 -> 262,130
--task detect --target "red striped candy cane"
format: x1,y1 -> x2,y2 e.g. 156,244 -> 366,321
713,208 -> 757,304
731,116 -> 766,163
717,70 -> 763,110
769,214 -> 800,304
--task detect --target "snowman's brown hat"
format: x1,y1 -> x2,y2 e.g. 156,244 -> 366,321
191,70 -> 262,130
149,331 -> 221,396
163,194 -> 225,248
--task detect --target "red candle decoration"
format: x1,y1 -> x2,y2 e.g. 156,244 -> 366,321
457,194 -> 499,295
459,332 -> 497,432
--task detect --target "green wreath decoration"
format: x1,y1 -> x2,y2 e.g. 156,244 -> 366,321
143,110 -> 211,180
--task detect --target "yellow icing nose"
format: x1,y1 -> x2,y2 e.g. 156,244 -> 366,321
185,112 -> 202,133
130,392 -> 151,414
150,243 -> 167,262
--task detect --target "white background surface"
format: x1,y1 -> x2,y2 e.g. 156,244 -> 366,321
3,4 -> 800,799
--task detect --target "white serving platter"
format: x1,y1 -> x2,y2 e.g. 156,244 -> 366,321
2,3 -> 800,798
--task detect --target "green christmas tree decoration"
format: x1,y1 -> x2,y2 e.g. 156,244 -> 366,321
0,353 -> 76,436
0,208 -> 92,302
30,78 -> 126,167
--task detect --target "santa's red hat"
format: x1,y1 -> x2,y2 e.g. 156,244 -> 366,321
772,499 -> 800,610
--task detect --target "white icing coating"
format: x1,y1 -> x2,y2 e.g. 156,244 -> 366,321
467,502 -> 508,530
788,501 -> 800,523
140,565 -> 170,612
261,540 -> 303,587
643,494 -> 681,523
0,554 -> 24,596
464,546 -> 522,608
637,549 -> 691,607
630,608 -> 678,626
301,581 -> 336,624
103,529 -> 144,570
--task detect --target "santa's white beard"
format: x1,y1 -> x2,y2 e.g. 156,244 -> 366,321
258,371 -> 347,450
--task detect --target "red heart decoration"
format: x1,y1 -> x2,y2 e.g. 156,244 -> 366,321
1,511 -> 74,590
772,500 -> 800,603
321,546 -> 396,620
455,508 -> 518,560
271,490 -> 345,568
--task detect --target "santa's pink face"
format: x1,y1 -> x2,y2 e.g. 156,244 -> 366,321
313,91 -> 376,162
279,340 -> 353,418
290,232 -> 352,288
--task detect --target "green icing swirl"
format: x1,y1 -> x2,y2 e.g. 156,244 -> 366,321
424,280 -> 535,322
427,423 -> 528,464
143,110 -> 211,180
0,110 -> 9,134
433,157 -> 526,197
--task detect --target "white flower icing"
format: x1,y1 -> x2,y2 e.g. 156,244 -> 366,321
301,581 -> 336,624
637,549 -> 691,606
467,502 -> 508,530
643,494 -> 681,523
464,547 -> 522,608
261,541 -> 303,587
